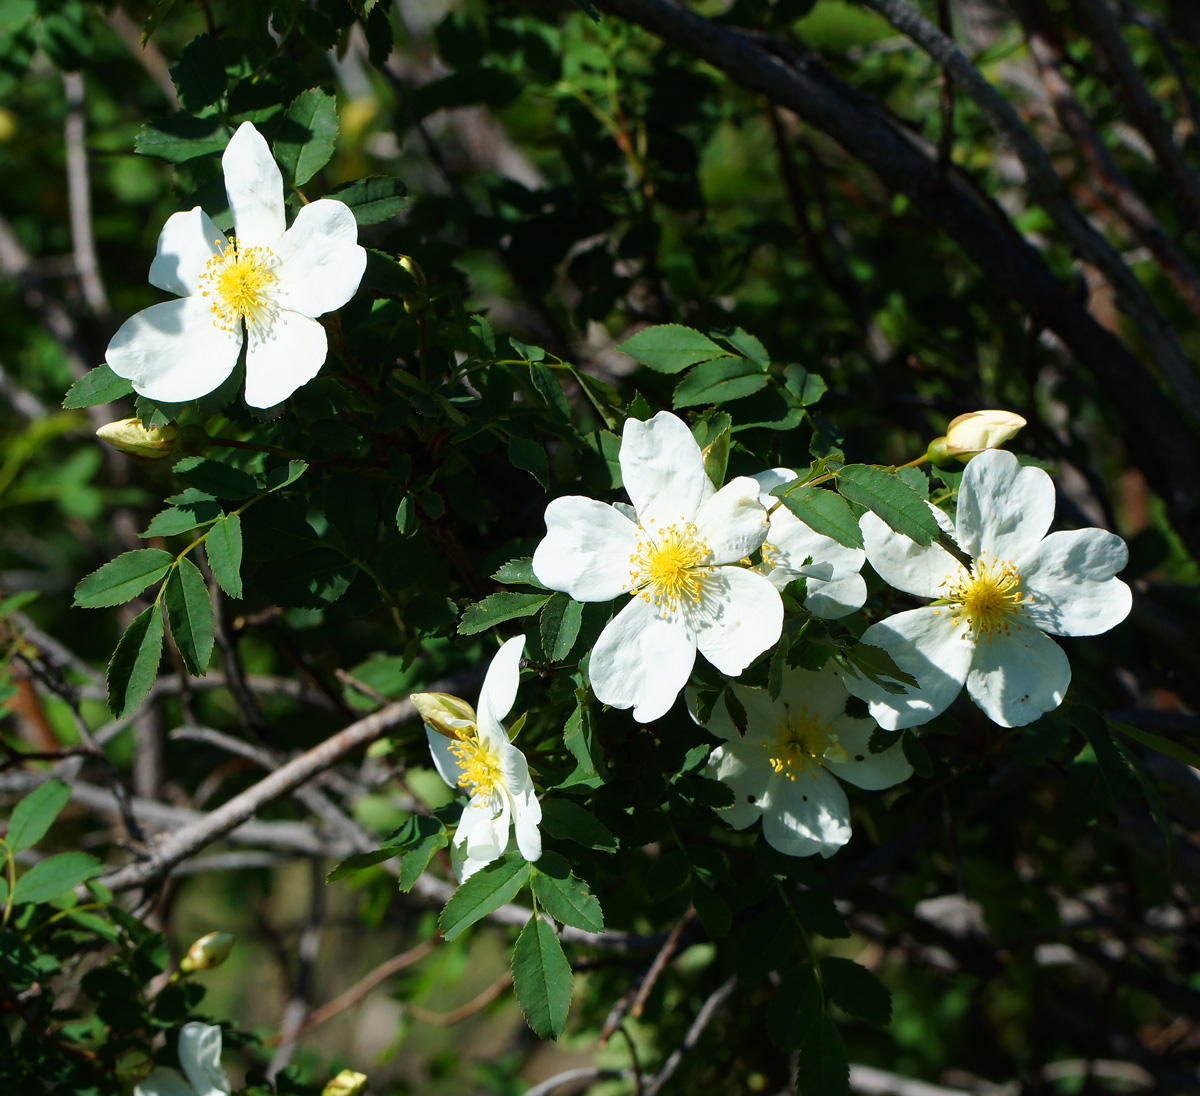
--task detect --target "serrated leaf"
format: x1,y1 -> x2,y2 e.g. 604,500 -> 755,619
839,641 -> 919,694
164,558 -> 214,676
493,557 -> 548,589
792,890 -> 849,939
673,357 -> 767,407
107,603 -> 165,718
62,364 -> 133,409
327,176 -> 409,224
529,363 -> 571,422
837,465 -> 940,546
439,854 -> 531,940
171,34 -> 226,112
140,501 -> 222,538
773,486 -> 864,550
276,88 -> 338,185
6,780 -> 71,854
798,1016 -> 849,1096
539,799 -> 618,852
767,966 -> 822,1051
540,594 -> 583,662
399,830 -> 449,891
617,324 -> 729,373
325,848 -> 399,883
820,956 -> 892,1025
714,326 -> 769,363
1074,709 -> 1131,798
12,852 -> 103,906
458,592 -> 551,635
1110,720 -> 1200,770
512,915 -> 573,1038
509,435 -> 549,487
74,549 -> 173,609
532,852 -> 604,933
262,460 -> 309,491
784,364 -> 827,407
205,514 -> 243,599
135,114 -> 231,163
690,876 -> 731,938
174,456 -> 257,499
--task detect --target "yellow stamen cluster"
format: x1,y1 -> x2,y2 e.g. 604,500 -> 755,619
199,236 -> 276,331
448,734 -> 503,802
938,556 -> 1029,642
627,519 -> 713,612
765,707 -> 841,781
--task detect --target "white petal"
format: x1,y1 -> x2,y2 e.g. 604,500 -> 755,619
764,508 -> 867,616
965,627 -> 1071,727
694,477 -> 770,563
861,508 -> 961,599
106,298 -> 242,402
761,767 -> 851,858
426,727 -> 465,791
804,572 -> 868,619
707,742 -> 772,830
149,207 -> 222,297
751,467 -> 799,496
136,1069 -> 197,1096
243,309 -> 327,408
620,412 -> 713,526
707,683 -> 786,744
499,740 -> 533,798
828,720 -> 913,791
222,121 -> 285,248
456,798 -> 508,866
691,567 -> 783,677
955,449 -> 1055,562
1020,529 -> 1132,637
777,661 -> 850,717
513,789 -> 542,862
271,199 -> 367,318
532,497 -> 639,601
479,635 -> 526,724
178,1022 -> 231,1096
843,608 -> 973,730
589,596 -> 696,722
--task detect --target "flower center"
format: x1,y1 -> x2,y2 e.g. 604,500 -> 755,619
199,237 -> 277,331
627,520 -> 713,612
765,707 -> 844,781
447,734 -> 503,801
939,556 -> 1029,641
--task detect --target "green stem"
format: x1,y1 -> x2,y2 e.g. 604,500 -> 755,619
204,436 -> 303,461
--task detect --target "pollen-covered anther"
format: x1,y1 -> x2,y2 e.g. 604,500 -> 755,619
628,520 -> 713,611
765,707 -> 841,781
448,734 -> 503,802
941,555 -> 1029,642
198,236 -> 277,332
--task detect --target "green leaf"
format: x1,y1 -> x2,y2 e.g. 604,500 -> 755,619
690,876 -> 732,938
568,0 -> 600,20
539,799 -> 618,852
62,364 -> 133,409
164,558 -> 214,676
327,176 -> 409,224
492,557 -> 548,589
713,326 -> 769,363
1110,720 -> 1200,770
171,34 -> 226,112
836,465 -> 940,546
174,456 -> 258,499
783,364 -> 827,406
616,324 -> 729,374
509,435 -> 549,488
12,852 -> 103,906
205,514 -> 244,599
458,592 -> 551,635
325,848 -> 399,883
529,363 -> 571,422
773,486 -> 863,550
531,852 -> 604,933
6,780 -> 71,854
511,915 -> 573,1038
767,966 -> 822,1051
540,594 -> 583,663
140,501 -> 222,538
562,694 -> 605,783
838,641 -> 918,695
673,357 -> 768,408
399,830 -> 449,891
798,1016 -> 849,1096
262,460 -> 310,491
135,114 -> 231,163
439,854 -> 531,940
820,956 -> 892,1025
900,730 -> 932,778
106,603 -> 165,718
792,890 -> 849,939
1074,709 -> 1131,798
276,88 -> 338,186
74,549 -> 173,609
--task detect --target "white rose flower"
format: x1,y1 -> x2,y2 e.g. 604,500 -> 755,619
106,121 -> 367,409
532,411 -> 784,723
697,664 -> 911,858
752,468 -> 867,618
135,1022 -> 230,1096
846,449 -> 1132,729
419,636 -> 541,879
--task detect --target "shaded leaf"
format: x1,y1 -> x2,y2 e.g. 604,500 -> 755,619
532,852 -> 604,933
617,324 -> 728,373
540,593 -> 583,662
107,603 -> 165,718
6,780 -> 71,854
820,956 -> 892,1025
276,88 -> 338,185
205,514 -> 244,599
12,852 -> 103,906
673,357 -> 767,407
512,915 -> 573,1038
164,558 -> 214,676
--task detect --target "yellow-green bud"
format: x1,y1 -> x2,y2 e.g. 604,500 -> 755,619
96,418 -> 179,460
410,692 -> 476,738
179,931 -> 235,972
322,1069 -> 369,1096
943,409 -> 1027,460
397,255 -> 426,292
115,1047 -> 156,1084
926,435 -> 952,465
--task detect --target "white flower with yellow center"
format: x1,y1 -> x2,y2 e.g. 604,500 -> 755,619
105,121 -> 366,409
696,664 -> 911,858
845,449 -> 1132,729
419,636 -> 541,880
752,468 -> 868,618
135,1022 -> 230,1096
532,411 -> 784,723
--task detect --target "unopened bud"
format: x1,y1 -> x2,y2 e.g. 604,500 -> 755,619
323,1069 -> 369,1096
410,692 -> 475,738
180,931 -> 235,973
96,418 -> 179,460
397,255 -> 426,293
115,1047 -> 156,1084
942,409 -> 1026,460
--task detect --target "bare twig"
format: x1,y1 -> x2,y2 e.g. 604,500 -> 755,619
267,860 -> 326,1080
849,1064 -> 975,1096
105,7 -> 179,106
407,971 -> 513,1025
62,71 -> 109,320
631,905 -> 695,1019
523,1067 -> 634,1096
644,975 -> 737,1096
